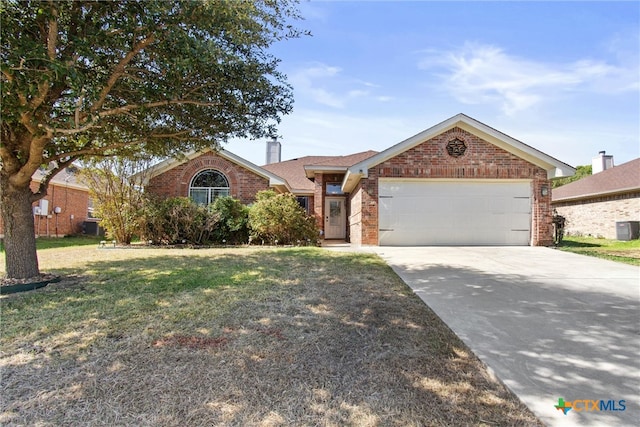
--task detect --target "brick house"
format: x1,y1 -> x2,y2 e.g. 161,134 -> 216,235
552,157 -> 640,239
141,114 -> 575,246
0,168 -> 91,237
139,149 -> 288,204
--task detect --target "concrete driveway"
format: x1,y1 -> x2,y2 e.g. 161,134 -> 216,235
371,246 -> 639,427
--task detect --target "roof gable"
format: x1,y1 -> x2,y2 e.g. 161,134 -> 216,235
32,168 -> 88,191
136,148 -> 287,189
343,113 -> 575,192
552,158 -> 640,202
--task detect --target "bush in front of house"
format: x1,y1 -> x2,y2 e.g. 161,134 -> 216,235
209,196 -> 250,244
248,190 -> 319,245
138,193 -> 318,247
142,197 -> 220,245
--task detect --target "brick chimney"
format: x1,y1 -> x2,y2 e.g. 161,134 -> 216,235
266,137 -> 281,164
592,151 -> 614,174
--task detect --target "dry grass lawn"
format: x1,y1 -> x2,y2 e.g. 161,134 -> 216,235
1,245 -> 542,426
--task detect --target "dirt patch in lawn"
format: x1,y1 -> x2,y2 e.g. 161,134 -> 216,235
1,247 -> 542,426
600,248 -> 640,259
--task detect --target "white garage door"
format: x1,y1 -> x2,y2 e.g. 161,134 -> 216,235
379,180 -> 532,246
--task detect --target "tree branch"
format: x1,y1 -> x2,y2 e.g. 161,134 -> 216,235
47,4 -> 58,60
75,89 -> 85,128
46,141 -> 138,162
1,68 -> 14,82
26,2 -> 59,112
97,99 -> 220,118
8,133 -> 51,188
34,156 -> 78,200
90,35 -> 156,114
44,98 -> 220,136
148,130 -> 194,139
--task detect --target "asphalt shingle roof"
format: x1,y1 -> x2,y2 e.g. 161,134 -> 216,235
262,151 -> 378,192
552,158 -> 640,201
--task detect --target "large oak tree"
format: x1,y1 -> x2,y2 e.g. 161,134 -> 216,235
1,0 -> 302,279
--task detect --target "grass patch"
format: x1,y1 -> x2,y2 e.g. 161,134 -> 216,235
558,236 -> 640,266
1,246 -> 541,426
0,235 -> 104,253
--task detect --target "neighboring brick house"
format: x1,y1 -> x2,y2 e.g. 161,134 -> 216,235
142,114 -> 575,246
0,168 -> 91,237
552,157 -> 640,239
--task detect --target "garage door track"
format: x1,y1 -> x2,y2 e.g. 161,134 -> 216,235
372,246 -> 639,427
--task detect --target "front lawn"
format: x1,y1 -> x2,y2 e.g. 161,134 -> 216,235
1,245 -> 541,426
557,236 -> 640,266
0,235 -> 104,252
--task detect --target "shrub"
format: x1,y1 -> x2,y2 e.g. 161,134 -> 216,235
142,197 -> 220,245
248,190 -> 319,245
210,197 -> 249,244
81,158 -> 150,244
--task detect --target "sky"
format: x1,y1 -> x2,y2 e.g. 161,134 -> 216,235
225,0 -> 640,169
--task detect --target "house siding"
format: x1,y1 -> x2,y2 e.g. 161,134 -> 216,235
356,127 -> 553,246
146,151 -> 270,205
0,181 -> 89,237
553,192 -> 640,239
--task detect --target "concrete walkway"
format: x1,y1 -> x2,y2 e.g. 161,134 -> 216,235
369,247 -> 639,427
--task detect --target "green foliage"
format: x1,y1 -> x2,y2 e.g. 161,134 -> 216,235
134,193 -> 318,247
141,197 -> 220,245
1,1 -> 303,164
210,197 -> 250,244
558,236 -> 640,266
552,165 -> 592,188
0,0 -> 305,278
248,190 -> 319,245
81,157 -> 150,244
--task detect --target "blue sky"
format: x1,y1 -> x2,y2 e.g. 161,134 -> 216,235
226,0 -> 640,169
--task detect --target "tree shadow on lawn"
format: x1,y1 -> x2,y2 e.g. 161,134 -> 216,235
558,240 -> 602,248
1,249 -> 542,426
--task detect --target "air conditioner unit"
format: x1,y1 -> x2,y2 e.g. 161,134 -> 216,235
616,221 -> 640,241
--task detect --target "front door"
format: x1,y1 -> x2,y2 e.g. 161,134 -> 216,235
324,197 -> 346,239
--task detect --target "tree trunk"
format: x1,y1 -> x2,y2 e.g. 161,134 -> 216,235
0,176 -> 40,279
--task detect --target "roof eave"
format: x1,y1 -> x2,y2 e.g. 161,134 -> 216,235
134,148 -> 289,188
32,175 -> 88,191
347,113 -> 576,180
342,169 -> 365,193
552,187 -> 640,203
303,165 -> 349,179
220,149 -> 288,187
454,119 -> 575,179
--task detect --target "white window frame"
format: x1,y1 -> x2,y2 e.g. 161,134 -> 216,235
189,169 -> 230,206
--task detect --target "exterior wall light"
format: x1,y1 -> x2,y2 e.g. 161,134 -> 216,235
541,186 -> 549,196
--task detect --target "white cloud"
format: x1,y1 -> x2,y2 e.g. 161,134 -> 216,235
419,42 -> 638,115
225,108 -> 427,165
376,96 -> 394,102
289,62 -> 390,109
307,87 -> 346,109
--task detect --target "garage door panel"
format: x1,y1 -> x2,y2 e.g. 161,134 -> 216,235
379,180 -> 531,246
